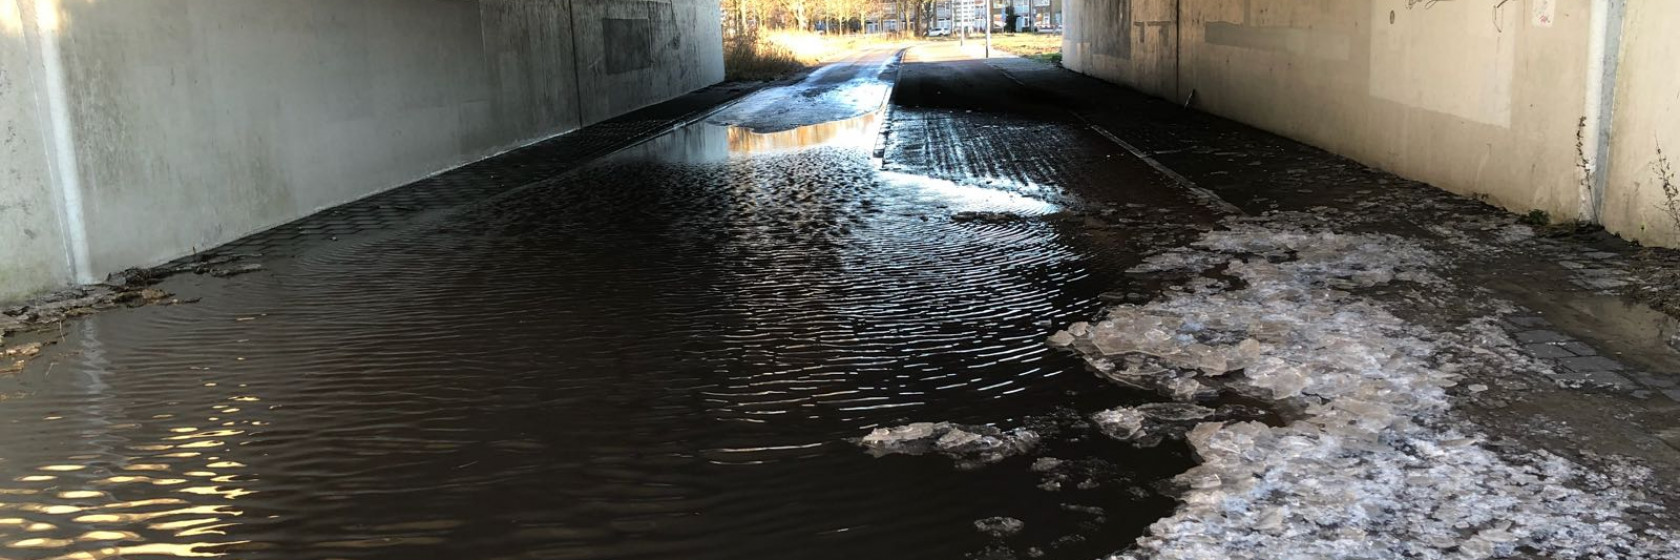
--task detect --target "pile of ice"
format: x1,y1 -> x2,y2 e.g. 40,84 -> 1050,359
1050,221 -> 1677,559
1128,222 -> 1443,287
858,421 -> 1039,466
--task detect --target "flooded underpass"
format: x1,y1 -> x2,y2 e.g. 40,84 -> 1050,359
0,50 -> 1233,560
11,35 -> 1680,560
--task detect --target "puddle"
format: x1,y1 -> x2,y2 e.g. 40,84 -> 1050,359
0,101 -> 1191,558
1494,283 -> 1680,379
725,111 -> 883,155
613,109 -> 879,162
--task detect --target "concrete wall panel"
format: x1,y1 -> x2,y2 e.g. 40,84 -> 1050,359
1606,0 -> 1680,247
57,0 -> 518,273
1064,0 -> 1680,246
574,0 -> 724,125
0,0 -> 74,300
1,0 -> 722,301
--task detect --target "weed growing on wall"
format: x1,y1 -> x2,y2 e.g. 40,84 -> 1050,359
1576,116 -> 1592,217
1655,145 -> 1680,237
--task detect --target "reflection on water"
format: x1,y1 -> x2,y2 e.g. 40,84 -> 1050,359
1510,289 -> 1680,373
726,112 -> 882,155
0,108 -> 1189,559
0,327 -> 257,559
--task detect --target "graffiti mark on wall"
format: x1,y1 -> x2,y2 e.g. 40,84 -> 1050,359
1532,0 -> 1556,27
1092,0 -> 1130,60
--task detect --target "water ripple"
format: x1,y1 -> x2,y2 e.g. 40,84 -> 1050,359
0,114 -> 1190,560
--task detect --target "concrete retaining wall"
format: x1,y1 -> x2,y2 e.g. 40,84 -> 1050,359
1,0 -> 73,302
1606,0 -> 1680,247
1,0 -> 723,301
574,0 -> 725,124
1064,0 -> 1679,248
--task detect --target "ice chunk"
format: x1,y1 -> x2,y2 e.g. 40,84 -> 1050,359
1161,376 -> 1203,401
1092,407 -> 1145,441
1225,338 -> 1263,372
857,421 -> 1038,465
1242,357 -> 1311,399
1030,457 -> 1062,472
973,516 -> 1024,537
1135,403 -> 1216,422
1092,403 -> 1218,447
935,428 -> 984,450
1067,321 -> 1090,337
861,422 -> 937,447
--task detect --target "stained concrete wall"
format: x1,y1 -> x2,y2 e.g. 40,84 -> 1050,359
574,0 -> 726,124
1,0 -> 723,300
1606,0 -> 1680,247
1065,0 -> 1679,248
0,0 -> 73,302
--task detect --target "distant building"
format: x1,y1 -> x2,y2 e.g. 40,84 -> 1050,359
921,0 -> 1061,36
868,1 -> 908,34
991,0 -> 1062,32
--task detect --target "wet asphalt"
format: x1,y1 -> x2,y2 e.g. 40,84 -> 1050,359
0,46 -> 1224,560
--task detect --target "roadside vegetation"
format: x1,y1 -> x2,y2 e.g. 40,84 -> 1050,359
927,32 -> 1063,64
725,33 -> 810,81
725,31 -> 913,82
978,32 -> 1063,64
721,0 -> 921,81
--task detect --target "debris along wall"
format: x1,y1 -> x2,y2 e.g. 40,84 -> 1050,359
0,0 -> 724,300
1064,0 -> 1680,249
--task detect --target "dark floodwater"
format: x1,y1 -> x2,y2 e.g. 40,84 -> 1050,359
0,110 -> 1194,559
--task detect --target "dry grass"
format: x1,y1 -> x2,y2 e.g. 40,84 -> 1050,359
724,33 -> 809,82
725,31 -> 914,82
936,32 -> 1063,64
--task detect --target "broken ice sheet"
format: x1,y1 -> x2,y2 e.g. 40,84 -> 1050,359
1058,220 -> 1679,559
